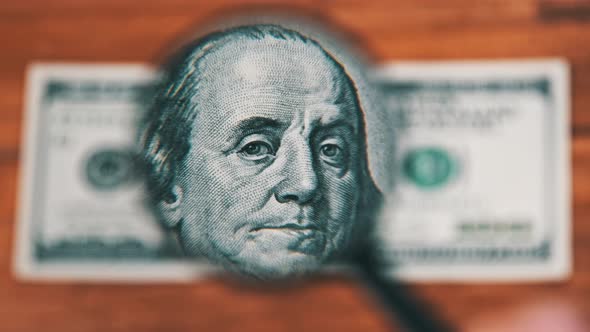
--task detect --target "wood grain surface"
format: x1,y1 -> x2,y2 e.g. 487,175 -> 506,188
0,1 -> 589,331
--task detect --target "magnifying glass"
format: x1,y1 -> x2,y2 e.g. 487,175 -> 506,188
141,20 -> 454,332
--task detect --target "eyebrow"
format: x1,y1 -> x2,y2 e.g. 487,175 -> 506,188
228,116 -> 283,140
235,116 -> 281,131
316,118 -> 356,135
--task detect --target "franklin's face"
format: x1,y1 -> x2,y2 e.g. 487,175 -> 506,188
173,39 -> 363,278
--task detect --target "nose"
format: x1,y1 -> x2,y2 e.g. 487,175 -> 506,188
275,139 -> 319,205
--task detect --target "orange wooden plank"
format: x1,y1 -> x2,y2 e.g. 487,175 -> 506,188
0,1 -> 589,331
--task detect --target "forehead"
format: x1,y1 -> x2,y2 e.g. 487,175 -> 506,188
190,38 -> 361,133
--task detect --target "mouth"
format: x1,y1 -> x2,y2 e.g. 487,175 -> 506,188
250,221 -> 320,233
247,219 -> 327,256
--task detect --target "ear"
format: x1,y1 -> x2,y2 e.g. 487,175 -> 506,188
158,185 -> 184,229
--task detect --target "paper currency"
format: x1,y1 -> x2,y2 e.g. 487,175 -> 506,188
373,60 -> 571,281
14,60 -> 571,282
14,64 -> 214,281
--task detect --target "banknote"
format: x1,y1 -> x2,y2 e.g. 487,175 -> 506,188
373,60 -> 571,281
13,64 -> 215,281
14,60 -> 570,282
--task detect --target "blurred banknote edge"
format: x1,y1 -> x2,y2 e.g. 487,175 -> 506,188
12,60 -> 571,282
373,59 -> 571,282
13,63 -> 219,282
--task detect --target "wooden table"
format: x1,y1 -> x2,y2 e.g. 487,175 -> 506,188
1,1 -> 588,331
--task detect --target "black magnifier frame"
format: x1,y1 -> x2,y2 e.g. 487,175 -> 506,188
354,250 -> 456,332
147,18 -> 458,332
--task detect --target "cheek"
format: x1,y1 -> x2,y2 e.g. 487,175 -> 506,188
321,169 -> 360,222
317,170 -> 360,253
187,154 -> 263,204
214,155 -> 278,211
183,154 -> 275,235
198,157 -> 284,258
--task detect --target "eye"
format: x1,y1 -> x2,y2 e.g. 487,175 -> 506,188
242,142 -> 272,156
321,144 -> 340,158
319,140 -> 347,166
237,136 -> 276,161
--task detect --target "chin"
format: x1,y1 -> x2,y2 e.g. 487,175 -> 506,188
230,250 -> 326,280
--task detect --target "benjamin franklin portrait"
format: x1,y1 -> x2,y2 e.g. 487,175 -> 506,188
141,24 -> 382,279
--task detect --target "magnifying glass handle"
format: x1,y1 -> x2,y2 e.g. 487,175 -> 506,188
356,258 -> 456,332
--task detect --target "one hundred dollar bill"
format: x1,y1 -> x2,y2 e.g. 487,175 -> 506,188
373,60 -> 571,281
14,61 -> 571,282
14,64 -> 215,281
